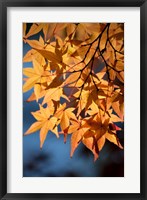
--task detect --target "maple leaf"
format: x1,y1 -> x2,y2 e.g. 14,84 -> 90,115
105,131 -> 123,149
24,23 -> 44,39
70,127 -> 89,157
82,136 -> 99,161
25,104 -> 59,148
54,106 -> 78,142
60,108 -> 77,130
23,59 -> 44,92
23,49 -> 46,65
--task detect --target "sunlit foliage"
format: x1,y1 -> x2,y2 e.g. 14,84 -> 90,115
23,23 -> 124,161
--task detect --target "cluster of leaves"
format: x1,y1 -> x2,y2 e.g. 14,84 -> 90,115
23,23 -> 124,161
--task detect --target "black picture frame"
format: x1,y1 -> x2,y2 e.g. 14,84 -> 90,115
0,0 -> 146,199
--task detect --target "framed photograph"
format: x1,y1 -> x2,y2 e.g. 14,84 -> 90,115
0,0 -> 146,199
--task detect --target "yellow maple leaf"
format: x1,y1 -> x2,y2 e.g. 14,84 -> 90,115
25,104 -> 59,148
23,59 -> 44,93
